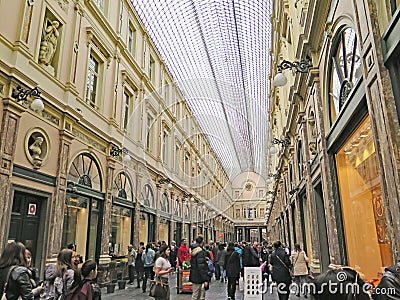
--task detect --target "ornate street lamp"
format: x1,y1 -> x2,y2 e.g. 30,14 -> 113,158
110,146 -> 131,163
273,56 -> 313,87
12,86 -> 44,112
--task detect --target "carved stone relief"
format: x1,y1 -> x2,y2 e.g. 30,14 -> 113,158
25,128 -> 49,169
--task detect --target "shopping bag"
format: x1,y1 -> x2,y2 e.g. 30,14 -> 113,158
239,277 -> 244,291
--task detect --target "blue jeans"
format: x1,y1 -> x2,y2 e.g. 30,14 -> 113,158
219,266 -> 226,280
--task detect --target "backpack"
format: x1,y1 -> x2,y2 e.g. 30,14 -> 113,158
64,281 -> 93,300
207,257 -> 215,277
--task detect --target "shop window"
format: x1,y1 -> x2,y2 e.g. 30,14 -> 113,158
68,153 -> 102,191
161,193 -> 169,212
142,184 -> 154,207
336,116 -> 392,281
329,27 -> 362,124
139,213 -> 149,244
110,207 -> 132,256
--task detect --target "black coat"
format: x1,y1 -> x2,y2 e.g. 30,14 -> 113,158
269,248 -> 292,283
0,266 -> 34,300
224,250 -> 241,279
189,247 -> 209,284
372,262 -> 400,300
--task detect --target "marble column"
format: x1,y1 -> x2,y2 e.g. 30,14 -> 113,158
0,98 -> 24,250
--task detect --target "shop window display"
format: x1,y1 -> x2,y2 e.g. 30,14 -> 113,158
336,116 -> 392,281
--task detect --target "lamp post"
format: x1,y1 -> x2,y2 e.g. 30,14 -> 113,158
273,56 -> 313,87
11,86 -> 44,112
110,146 -> 131,163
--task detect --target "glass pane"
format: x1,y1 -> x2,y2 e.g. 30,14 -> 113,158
62,196 -> 89,256
336,116 -> 393,281
87,200 -> 100,260
139,213 -> 149,244
110,206 -> 132,256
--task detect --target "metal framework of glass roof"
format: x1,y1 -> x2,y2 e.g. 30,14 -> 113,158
131,0 -> 272,180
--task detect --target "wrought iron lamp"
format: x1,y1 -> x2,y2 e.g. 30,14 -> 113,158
272,137 -> 290,148
273,56 -> 313,87
158,177 -> 173,189
182,191 -> 194,202
110,146 -> 131,163
12,86 -> 44,112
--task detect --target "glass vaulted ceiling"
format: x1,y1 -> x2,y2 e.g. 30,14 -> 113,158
130,0 -> 272,180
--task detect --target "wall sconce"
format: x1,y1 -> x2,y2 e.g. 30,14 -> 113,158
273,55 -> 313,87
110,146 -> 131,163
158,177 -> 173,189
289,187 -> 300,195
12,86 -> 44,112
182,192 -> 195,202
273,137 -> 290,148
268,172 -> 281,180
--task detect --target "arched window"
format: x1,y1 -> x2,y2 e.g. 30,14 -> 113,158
329,27 -> 362,124
68,153 -> 102,191
143,184 -> 154,207
161,193 -> 169,212
113,172 -> 133,201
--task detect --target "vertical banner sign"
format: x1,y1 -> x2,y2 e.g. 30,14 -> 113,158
244,267 -> 262,300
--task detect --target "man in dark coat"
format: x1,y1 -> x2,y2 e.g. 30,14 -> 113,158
269,241 -> 292,300
189,236 -> 209,300
224,242 -> 241,300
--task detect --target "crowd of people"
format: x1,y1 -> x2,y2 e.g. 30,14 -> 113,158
0,242 -> 100,300
1,238 -> 399,300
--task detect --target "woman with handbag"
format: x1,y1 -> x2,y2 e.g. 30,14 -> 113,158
151,244 -> 174,300
269,241 -> 292,300
0,241 -> 34,300
291,244 -> 309,298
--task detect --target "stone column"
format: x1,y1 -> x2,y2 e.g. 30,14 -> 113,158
47,129 -> 74,263
0,98 -> 25,250
134,174 -> 143,247
354,0 -> 400,261
98,158 -> 115,267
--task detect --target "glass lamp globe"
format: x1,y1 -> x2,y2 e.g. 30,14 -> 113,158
31,98 -> 44,112
273,72 -> 288,87
167,183 -> 173,189
270,145 -> 277,154
122,154 -> 131,163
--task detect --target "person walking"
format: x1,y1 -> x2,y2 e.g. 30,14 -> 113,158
153,244 -> 174,300
169,241 -> 178,271
127,245 -> 136,285
224,242 -> 241,300
65,260 -> 102,300
189,236 -> 209,300
141,243 -> 155,293
178,239 -> 191,267
269,241 -> 292,300
135,243 -> 145,289
0,242 -> 34,300
217,243 -> 227,282
291,244 -> 309,298
54,248 -> 75,299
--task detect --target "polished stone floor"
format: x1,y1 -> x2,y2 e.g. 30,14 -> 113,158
101,273 -> 309,300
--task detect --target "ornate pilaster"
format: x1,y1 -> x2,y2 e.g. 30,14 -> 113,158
47,129 -> 73,261
0,98 -> 25,250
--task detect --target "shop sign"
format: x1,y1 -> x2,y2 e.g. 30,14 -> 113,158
181,270 -> 192,291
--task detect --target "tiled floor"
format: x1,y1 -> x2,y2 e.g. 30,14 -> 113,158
101,274 -> 309,300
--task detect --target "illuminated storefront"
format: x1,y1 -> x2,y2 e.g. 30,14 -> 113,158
336,116 -> 392,280
63,153 -> 103,261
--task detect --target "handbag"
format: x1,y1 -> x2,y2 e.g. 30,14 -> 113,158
2,266 -> 22,300
276,253 -> 294,279
149,277 -> 168,298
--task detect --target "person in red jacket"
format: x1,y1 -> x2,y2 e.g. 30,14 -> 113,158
178,238 -> 191,267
